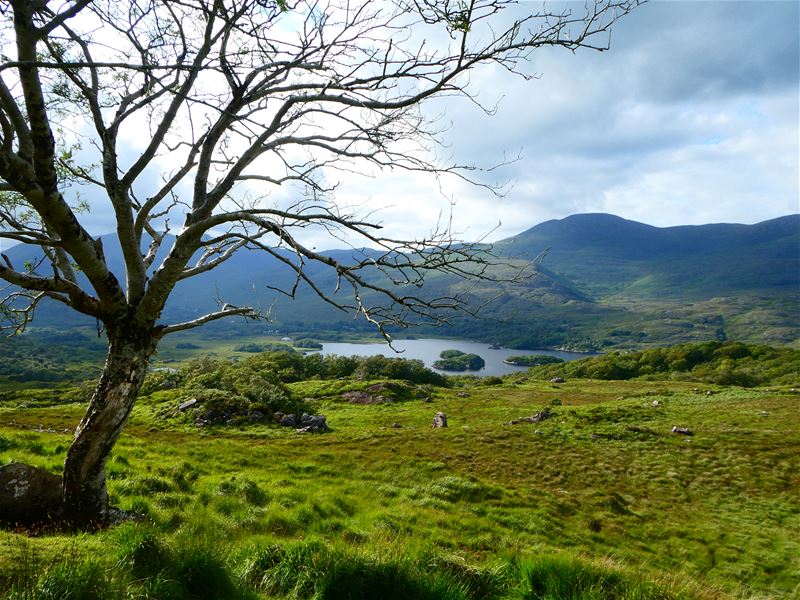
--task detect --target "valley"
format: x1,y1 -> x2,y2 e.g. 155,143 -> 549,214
4,214 -> 798,352
0,343 -> 798,598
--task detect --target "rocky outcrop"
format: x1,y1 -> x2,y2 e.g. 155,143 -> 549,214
274,412 -> 328,433
505,409 -> 554,425
0,463 -> 62,526
296,413 -> 328,433
341,390 -> 390,404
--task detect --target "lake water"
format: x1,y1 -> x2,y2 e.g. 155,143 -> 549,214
318,339 -> 593,376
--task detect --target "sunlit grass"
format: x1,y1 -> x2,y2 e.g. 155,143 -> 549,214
0,378 -> 797,598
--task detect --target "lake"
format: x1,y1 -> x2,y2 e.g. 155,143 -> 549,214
317,339 -> 593,376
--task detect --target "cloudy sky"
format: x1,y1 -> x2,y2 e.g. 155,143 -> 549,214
16,0 -> 798,249
362,0 -> 800,243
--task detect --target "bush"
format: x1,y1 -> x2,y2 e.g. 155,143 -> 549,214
354,355 -> 447,385
529,341 -> 799,387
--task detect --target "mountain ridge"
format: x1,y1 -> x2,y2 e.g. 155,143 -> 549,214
4,213 -> 798,350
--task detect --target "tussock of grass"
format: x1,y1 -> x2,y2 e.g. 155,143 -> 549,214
112,523 -> 256,599
242,539 -> 475,600
423,475 -> 503,503
513,555 -> 682,600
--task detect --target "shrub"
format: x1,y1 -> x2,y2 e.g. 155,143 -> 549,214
529,341 -> 799,387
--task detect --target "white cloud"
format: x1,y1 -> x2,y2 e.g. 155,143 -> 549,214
30,0 -> 800,248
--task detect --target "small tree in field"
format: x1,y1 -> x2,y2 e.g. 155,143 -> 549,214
0,0 -> 638,525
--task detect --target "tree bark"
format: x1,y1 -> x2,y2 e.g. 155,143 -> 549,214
61,325 -> 153,526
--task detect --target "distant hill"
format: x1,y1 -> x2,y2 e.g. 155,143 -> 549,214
494,213 -> 799,298
4,213 -> 798,350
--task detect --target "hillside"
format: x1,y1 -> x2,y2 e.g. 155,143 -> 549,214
494,213 -> 799,298
0,347 -> 798,598
3,214 -> 798,350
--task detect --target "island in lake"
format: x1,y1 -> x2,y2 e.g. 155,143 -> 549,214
503,354 -> 565,367
433,349 -> 486,371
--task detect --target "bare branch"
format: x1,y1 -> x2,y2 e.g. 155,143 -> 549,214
157,305 -> 262,336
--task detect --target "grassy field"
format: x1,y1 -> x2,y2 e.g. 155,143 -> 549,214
0,371 -> 798,599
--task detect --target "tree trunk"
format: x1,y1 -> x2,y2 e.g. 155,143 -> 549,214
62,326 -> 153,526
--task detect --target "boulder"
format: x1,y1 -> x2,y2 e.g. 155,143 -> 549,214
506,409 -> 554,425
432,412 -> 448,428
671,426 -> 693,436
0,463 -> 62,526
248,410 -> 266,422
550,377 -> 566,384
296,413 -> 327,433
178,398 -> 198,412
279,413 -> 298,427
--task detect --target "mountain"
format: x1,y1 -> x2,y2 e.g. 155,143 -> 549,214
494,213 -> 799,298
3,213 -> 798,350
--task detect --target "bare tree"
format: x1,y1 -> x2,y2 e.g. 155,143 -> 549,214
0,0 -> 638,525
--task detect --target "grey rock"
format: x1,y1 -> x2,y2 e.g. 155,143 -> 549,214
507,409 -> 554,425
550,377 -> 566,384
301,413 -> 328,429
0,463 -> 62,525
457,391 -> 469,398
432,412 -> 448,428
391,422 -> 402,428
342,391 -> 380,404
178,398 -> 198,412
279,414 -> 298,427
671,426 -> 693,436
296,414 -> 328,433
248,410 -> 266,422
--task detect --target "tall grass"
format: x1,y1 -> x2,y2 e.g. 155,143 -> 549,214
241,539 -> 489,600
1,527 -> 697,600
5,541 -> 113,600
512,555 -> 681,600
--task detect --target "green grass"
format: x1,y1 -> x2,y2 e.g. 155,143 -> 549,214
0,377 -> 798,599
